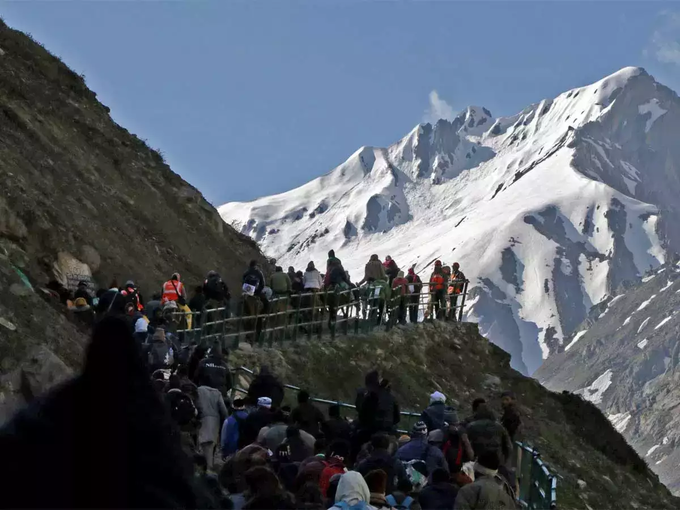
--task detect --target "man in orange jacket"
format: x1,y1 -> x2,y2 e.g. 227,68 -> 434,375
428,261 -> 447,320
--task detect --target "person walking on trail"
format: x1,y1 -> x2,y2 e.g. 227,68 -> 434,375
241,397 -> 276,448
428,261 -> 447,320
161,273 -> 192,329
330,472 -> 377,510
197,381 -> 228,472
356,433 -> 408,494
396,421 -> 449,478
242,260 -> 268,313
465,407 -> 513,484
357,374 -> 401,444
391,271 -> 409,325
325,257 -> 351,290
406,268 -> 423,324
420,468 -> 460,510
323,404 -> 352,443
304,262 -> 323,291
194,341 -> 232,399
291,390 -> 325,438
271,266 -> 292,296
453,451 -> 517,510
189,285 -> 207,313
222,398 -> 249,458
327,250 -> 342,270
360,254 -> 388,285
247,365 -> 285,409
447,263 -> 466,321
500,391 -> 521,443
383,256 -> 400,285
121,280 -> 144,312
74,280 -> 93,306
421,391 -> 459,433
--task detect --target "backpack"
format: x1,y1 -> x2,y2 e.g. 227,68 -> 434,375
401,443 -> 432,490
148,340 -> 173,368
170,391 -> 197,426
386,495 -> 414,510
243,271 -> 262,289
333,502 -> 368,510
319,461 -> 347,496
205,274 -> 227,301
176,344 -> 195,367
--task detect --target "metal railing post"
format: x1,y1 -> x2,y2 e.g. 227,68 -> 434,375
458,280 -> 468,322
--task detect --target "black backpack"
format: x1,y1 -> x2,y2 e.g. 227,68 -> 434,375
148,340 -> 172,368
205,274 -> 227,301
243,271 -> 262,289
170,391 -> 197,426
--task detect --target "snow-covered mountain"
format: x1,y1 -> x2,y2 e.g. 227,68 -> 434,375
536,260 -> 680,493
220,67 -> 680,374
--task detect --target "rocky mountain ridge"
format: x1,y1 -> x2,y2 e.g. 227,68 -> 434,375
537,260 -> 680,494
220,66 -> 680,375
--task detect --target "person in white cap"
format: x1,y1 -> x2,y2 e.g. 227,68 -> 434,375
240,396 -> 275,447
422,391 -> 459,433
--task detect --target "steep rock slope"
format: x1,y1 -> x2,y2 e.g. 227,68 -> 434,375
229,321 -> 678,509
0,21 -> 266,322
220,67 -> 680,374
537,261 -> 680,494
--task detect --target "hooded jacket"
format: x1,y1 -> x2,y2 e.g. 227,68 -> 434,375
363,259 -> 387,283
331,472 -> 377,509
304,269 -> 324,290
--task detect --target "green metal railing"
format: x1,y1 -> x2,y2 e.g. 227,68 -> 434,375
171,280 -> 469,350
517,442 -> 557,509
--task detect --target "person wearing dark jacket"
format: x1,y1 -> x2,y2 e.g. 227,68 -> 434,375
74,280 -> 93,306
189,285 -> 207,312
406,268 -> 423,323
291,390 -> 325,437
465,407 -> 513,468
322,405 -> 352,443
247,365 -> 285,409
358,378 -> 401,434
422,391 -> 459,432
420,468 -> 459,510
241,397 -> 276,448
0,317 -> 197,508
383,256 -> 400,284
194,341 -> 232,398
356,433 -> 408,494
500,391 -> 521,441
243,261 -> 266,296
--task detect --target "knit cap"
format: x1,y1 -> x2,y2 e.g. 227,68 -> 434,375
411,421 -> 428,437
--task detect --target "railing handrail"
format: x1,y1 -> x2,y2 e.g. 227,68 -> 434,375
516,441 -> 558,509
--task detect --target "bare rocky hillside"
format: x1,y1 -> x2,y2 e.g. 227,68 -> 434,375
0,19 -> 265,414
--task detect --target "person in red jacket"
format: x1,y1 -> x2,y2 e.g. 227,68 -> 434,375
391,271 -> 409,325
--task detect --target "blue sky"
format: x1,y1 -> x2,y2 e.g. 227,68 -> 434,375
2,1 -> 679,204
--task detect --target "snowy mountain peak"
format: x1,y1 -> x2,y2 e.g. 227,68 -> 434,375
220,67 -> 680,375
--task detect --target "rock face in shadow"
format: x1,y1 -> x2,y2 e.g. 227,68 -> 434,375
537,262 -> 680,494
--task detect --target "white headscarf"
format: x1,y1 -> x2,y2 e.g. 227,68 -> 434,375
334,471 -> 371,507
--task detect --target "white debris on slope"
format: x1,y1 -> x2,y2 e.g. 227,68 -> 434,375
641,274 -> 656,283
647,444 -> 661,457
608,412 -> 632,433
635,294 -> 656,312
637,338 -> 648,349
578,369 -> 613,404
660,280 -> 673,292
565,330 -> 588,351
638,317 -> 651,334
639,99 -> 667,133
655,315 -> 674,330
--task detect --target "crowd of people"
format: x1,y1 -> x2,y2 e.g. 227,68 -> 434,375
135,331 -> 523,510
46,250 -> 467,349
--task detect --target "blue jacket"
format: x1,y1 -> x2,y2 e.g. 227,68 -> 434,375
396,437 -> 449,475
221,410 -> 248,457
